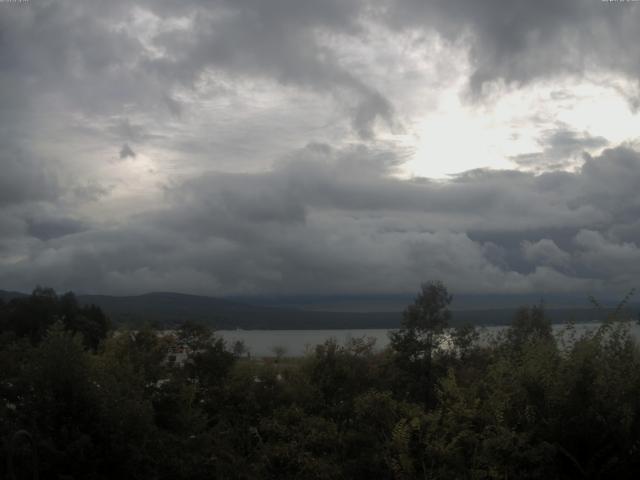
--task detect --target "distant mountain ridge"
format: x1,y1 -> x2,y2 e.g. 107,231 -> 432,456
0,290 -> 402,329
1,289 -> 637,329
78,291 -> 404,329
0,289 -> 28,302
229,292 -> 618,312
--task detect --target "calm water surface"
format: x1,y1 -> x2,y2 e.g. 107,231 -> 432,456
218,322 -> 640,357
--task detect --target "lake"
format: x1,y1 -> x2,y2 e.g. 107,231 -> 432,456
218,322 -> 640,357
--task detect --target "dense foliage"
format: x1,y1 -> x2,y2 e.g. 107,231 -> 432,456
2,284 -> 640,479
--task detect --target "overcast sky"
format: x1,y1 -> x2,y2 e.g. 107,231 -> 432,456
2,0 -> 640,297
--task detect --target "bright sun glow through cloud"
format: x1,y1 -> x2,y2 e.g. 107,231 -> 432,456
405,77 -> 640,179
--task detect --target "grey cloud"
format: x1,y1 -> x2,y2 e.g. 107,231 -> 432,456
109,119 -> 164,143
351,89 -> 395,139
3,0 -> 639,154
146,144 -> 640,294
8,142 -> 638,295
26,216 -> 88,241
119,144 -> 137,160
72,182 -> 113,203
0,1 -> 149,112
169,171 -> 307,230
481,242 -> 509,271
574,230 -> 640,273
384,0 -> 640,99
145,0 -> 393,138
3,137 -> 640,296
155,144 -> 640,241
0,0 -> 389,137
575,147 -> 640,223
511,128 -> 609,171
2,1 -> 640,298
0,212 -> 27,240
522,239 -> 571,270
0,212 -> 594,296
0,146 -> 59,206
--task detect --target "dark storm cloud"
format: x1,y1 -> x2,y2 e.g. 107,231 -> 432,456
143,0 -> 394,138
0,146 -> 59,206
0,0 -> 394,138
384,0 -> 640,98
26,216 -> 87,241
142,144 -> 640,294
5,143 -> 639,295
0,1 -> 151,113
2,0 -> 639,141
522,239 -> 572,270
2,0 -> 640,296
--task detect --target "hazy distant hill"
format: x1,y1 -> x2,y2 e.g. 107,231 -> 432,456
1,289 -> 637,329
230,292 -> 619,312
77,292 -> 402,329
0,289 -> 27,302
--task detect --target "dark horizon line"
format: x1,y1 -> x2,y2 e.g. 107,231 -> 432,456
0,286 -> 630,306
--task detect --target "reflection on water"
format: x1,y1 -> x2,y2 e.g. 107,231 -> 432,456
218,322 -> 640,357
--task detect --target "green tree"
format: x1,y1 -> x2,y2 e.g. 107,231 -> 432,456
232,339 -> 248,358
0,287 -> 110,350
506,303 -> 552,351
450,323 -> 480,361
390,281 -> 452,405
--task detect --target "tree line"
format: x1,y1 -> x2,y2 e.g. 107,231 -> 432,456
1,282 -> 640,479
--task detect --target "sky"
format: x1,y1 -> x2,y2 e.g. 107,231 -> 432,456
1,0 -> 640,298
